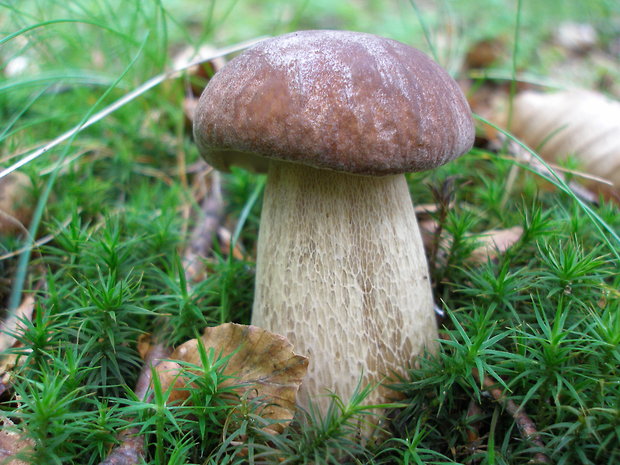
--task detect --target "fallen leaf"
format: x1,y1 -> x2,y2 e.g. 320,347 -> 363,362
553,22 -> 598,54
0,295 -> 35,393
0,417 -> 34,465
464,38 -> 505,69
0,295 -> 34,354
502,137 -> 603,204
136,334 -> 152,361
0,172 -> 33,235
469,226 -> 523,263
506,90 -> 620,193
217,227 -> 245,260
157,323 -> 308,433
418,218 -> 523,265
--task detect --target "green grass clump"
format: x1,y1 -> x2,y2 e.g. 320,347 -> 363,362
1,0 -> 619,464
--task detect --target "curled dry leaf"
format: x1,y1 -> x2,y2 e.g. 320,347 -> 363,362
157,323 -> 308,433
507,90 -> 620,193
0,172 -> 33,235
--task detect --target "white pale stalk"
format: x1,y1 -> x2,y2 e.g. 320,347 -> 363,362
252,161 -> 438,412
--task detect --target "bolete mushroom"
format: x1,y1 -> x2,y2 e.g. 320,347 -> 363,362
193,30 -> 474,412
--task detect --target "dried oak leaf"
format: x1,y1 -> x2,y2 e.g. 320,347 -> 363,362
157,323 -> 308,433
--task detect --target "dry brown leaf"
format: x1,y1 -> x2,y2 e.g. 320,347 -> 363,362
507,90 -> 620,193
464,38 -> 505,69
0,172 -> 33,235
469,226 -> 523,264
136,334 -> 152,361
0,295 -> 34,354
157,323 -> 308,433
0,295 -> 35,392
216,227 -> 245,260
418,218 -> 522,265
414,202 -> 455,220
0,418 -> 34,465
154,361 -> 186,404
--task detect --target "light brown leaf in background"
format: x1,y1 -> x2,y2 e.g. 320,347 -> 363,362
0,295 -> 34,354
176,44 -> 227,125
154,360 -> 186,404
553,22 -> 598,54
419,219 -> 523,265
157,323 -> 308,433
0,295 -> 35,395
506,90 -> 620,194
464,38 -> 506,70
469,226 -> 524,264
0,172 -> 33,236
136,334 -> 152,361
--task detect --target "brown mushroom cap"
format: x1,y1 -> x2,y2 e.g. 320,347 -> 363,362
194,30 -> 474,176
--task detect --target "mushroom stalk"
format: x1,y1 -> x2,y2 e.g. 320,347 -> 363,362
252,161 -> 438,411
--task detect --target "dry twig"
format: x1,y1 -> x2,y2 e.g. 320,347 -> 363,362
99,343 -> 170,465
182,170 -> 224,284
474,369 -> 551,464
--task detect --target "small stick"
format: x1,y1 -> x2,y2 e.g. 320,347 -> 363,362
99,343 -> 170,465
473,369 -> 551,464
182,170 -> 224,284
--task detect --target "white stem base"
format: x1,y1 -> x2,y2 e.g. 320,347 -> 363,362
252,162 -> 437,412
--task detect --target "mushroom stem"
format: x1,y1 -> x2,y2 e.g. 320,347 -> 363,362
252,161 -> 438,412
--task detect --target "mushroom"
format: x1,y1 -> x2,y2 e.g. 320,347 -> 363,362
193,30 -> 474,412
